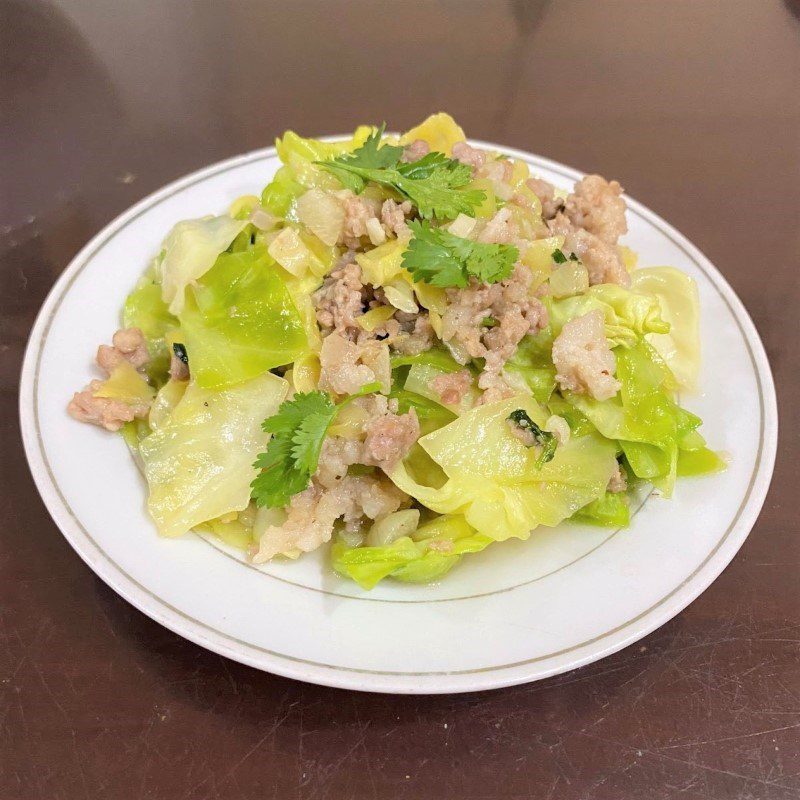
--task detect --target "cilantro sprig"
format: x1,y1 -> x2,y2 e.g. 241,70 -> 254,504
401,220 -> 518,288
318,124 -> 485,220
507,409 -> 557,468
251,384 -> 380,509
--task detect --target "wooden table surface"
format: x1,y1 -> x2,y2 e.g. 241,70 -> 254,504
2,1 -> 799,798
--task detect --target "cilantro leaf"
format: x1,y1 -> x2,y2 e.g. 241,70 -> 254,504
251,383 -> 382,509
395,151 -> 472,185
251,392 -> 336,509
338,123 -> 404,170
402,220 -> 519,288
552,248 -> 568,264
322,123 -> 404,193
318,127 -> 484,220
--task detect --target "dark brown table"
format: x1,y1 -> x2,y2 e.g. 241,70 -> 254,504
2,2 -> 799,798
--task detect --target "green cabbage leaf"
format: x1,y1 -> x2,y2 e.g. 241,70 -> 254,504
179,247 -> 308,389
156,215 -> 246,315
332,515 -> 491,590
565,342 -> 714,496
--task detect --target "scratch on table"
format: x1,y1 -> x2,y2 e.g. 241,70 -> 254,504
31,661 -> 69,722
657,722 -> 800,751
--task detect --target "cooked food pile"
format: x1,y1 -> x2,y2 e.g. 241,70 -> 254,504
69,114 -> 723,589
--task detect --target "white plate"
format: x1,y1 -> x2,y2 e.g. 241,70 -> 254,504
19,140 -> 777,694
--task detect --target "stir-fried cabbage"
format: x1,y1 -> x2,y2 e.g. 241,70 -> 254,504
332,515 -> 492,589
565,342 -> 712,496
156,215 -> 246,315
504,330 -> 557,403
399,112 -> 466,156
631,267 -> 700,389
139,372 -> 288,538
179,247 -> 307,389
355,236 -> 407,286
571,491 -> 630,527
75,114 -> 722,592
388,396 -> 618,541
93,361 -> 155,405
548,284 -> 670,349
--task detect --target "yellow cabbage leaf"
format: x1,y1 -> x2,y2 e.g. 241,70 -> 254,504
139,372 -> 288,538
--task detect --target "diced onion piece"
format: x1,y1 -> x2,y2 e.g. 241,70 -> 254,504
327,404 -> 371,439
250,206 -> 279,231
268,228 -> 311,277
357,305 -> 396,332
383,279 -> 419,314
295,188 -> 345,246
339,528 -> 365,548
549,262 -> 589,298
413,281 -> 447,315
545,414 -> 571,446
366,509 -> 420,547
521,235 -> 564,272
365,217 -> 387,246
291,353 -> 321,393
447,213 -> 477,239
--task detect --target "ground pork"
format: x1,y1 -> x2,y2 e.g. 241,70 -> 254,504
477,206 -> 518,244
565,175 -> 627,245
548,212 -> 630,287
506,417 -> 538,448
96,327 -> 149,375
526,177 -> 565,220
391,312 -> 436,356
431,369 -> 472,406
318,332 -> 391,396
317,395 -> 419,477
336,190 -> 382,249
313,256 -> 367,337
451,141 -> 486,170
402,138 -> 429,163
607,463 -> 628,493
363,408 -> 419,471
441,264 -> 548,403
380,199 -> 413,237
551,310 -> 621,401
169,352 -> 189,381
68,380 -> 149,431
250,474 -> 405,563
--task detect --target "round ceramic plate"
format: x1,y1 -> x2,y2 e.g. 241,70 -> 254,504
20,140 -> 777,694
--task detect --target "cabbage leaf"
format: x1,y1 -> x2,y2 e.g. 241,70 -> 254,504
399,113 -> 466,156
548,284 -> 670,349
139,372 -> 288,538
565,342 -> 707,496
179,247 -> 308,389
631,267 -> 700,389
332,515 -> 491,589
388,396 -> 617,541
157,215 -> 246,315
